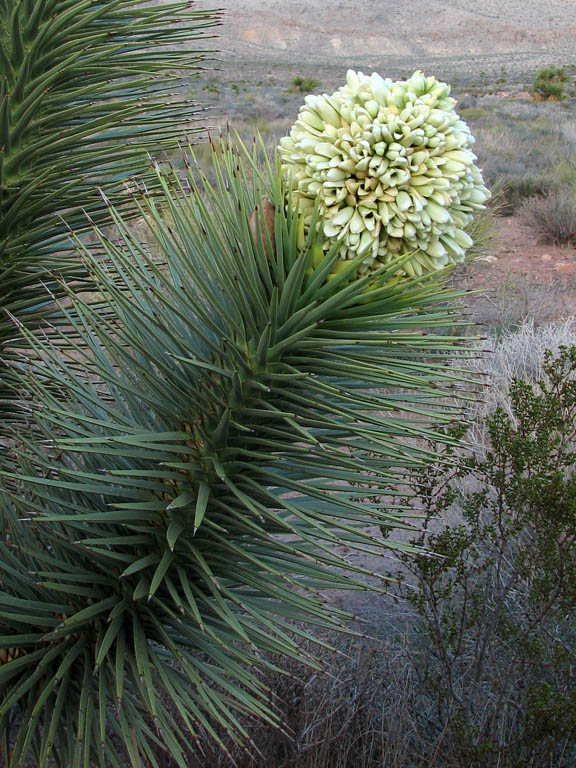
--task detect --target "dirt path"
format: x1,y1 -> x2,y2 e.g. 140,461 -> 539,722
460,216 -> 576,328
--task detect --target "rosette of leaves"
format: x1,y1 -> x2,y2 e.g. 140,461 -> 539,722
279,70 -> 490,278
0,0 -> 220,428
0,138 -> 476,766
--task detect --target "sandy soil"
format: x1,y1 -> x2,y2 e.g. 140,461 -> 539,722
460,216 -> 576,327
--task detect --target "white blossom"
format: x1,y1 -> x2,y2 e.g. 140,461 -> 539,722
279,70 -> 490,277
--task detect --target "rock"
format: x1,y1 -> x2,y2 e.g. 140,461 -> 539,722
555,262 -> 576,274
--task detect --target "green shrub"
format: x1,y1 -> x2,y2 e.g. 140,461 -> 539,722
537,67 -> 569,82
390,345 -> 576,766
459,107 -> 491,121
291,76 -> 320,93
556,157 -> 576,187
465,318 -> 576,424
533,67 -> 570,100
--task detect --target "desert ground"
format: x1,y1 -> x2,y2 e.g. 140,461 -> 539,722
198,0 -> 576,79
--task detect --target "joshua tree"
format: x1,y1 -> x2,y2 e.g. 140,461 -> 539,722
0,69 -> 489,765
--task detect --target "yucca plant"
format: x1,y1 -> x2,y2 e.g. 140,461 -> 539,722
0,136 -> 479,766
0,0 -> 220,427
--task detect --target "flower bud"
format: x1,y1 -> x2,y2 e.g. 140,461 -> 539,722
280,70 -> 490,278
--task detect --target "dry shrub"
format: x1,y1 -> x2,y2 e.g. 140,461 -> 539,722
465,316 -> 576,425
178,630 -> 491,768
518,190 -> 576,245
181,637 -> 413,768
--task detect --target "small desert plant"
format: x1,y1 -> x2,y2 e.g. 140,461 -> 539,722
533,67 -> 569,101
389,345 -> 576,766
559,119 -> 576,145
557,156 -> 576,187
518,190 -> 576,245
203,81 -> 221,94
291,76 -> 320,93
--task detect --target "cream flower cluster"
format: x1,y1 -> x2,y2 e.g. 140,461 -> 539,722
279,70 -> 490,277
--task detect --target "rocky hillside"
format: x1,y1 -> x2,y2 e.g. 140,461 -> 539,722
201,0 -> 575,78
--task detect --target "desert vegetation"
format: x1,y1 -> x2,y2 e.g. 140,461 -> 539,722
518,191 -> 576,246
532,67 -> 573,101
1,1 -> 576,766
